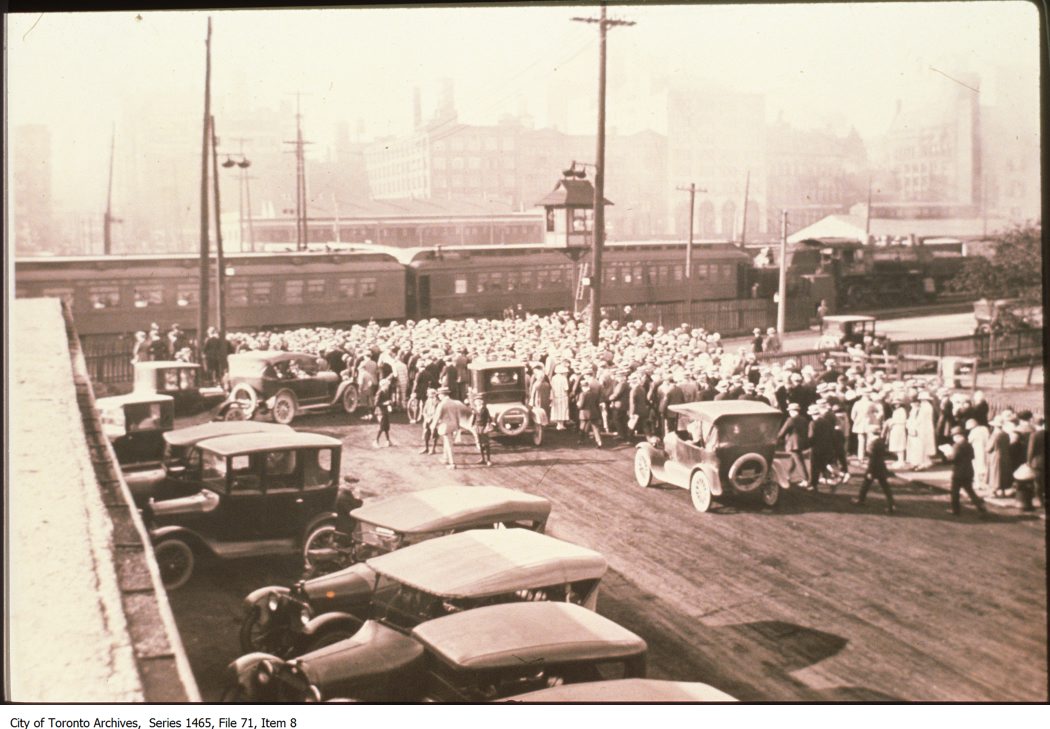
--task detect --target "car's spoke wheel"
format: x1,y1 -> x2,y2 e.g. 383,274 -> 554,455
634,449 -> 653,488
689,471 -> 713,513
761,480 -> 781,508
223,403 -> 248,421
406,396 -> 421,422
239,605 -> 284,655
272,392 -> 297,425
155,539 -> 194,590
341,385 -> 360,415
230,383 -> 258,418
532,425 -> 544,447
302,523 -> 352,576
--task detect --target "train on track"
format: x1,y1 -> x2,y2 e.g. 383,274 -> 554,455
14,241 -> 751,337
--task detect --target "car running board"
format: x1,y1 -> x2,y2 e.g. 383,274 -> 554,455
210,538 -> 298,559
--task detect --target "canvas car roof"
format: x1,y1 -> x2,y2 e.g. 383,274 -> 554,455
668,400 -> 783,421
366,529 -> 606,598
468,360 -> 527,371
228,351 -> 315,365
96,393 -> 174,408
350,486 -> 550,533
412,602 -> 645,670
133,361 -> 201,371
197,431 -> 341,456
163,421 -> 294,448
822,314 -> 876,324
506,678 -> 737,702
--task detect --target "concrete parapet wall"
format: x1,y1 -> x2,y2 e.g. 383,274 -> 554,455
6,298 -> 199,702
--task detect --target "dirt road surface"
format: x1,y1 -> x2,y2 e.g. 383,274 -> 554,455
168,413 -> 1047,702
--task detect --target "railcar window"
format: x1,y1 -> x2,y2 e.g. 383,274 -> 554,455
176,285 -> 196,307
477,273 -> 488,294
306,279 -> 327,301
360,278 -> 377,298
520,271 -> 533,290
285,280 -> 304,304
133,286 -> 164,308
251,282 -> 272,305
228,282 -> 249,306
537,270 -> 548,289
549,268 -> 563,285
507,272 -> 518,292
489,272 -> 503,292
673,265 -> 683,282
88,285 -> 121,309
695,264 -> 708,280
339,278 -> 357,299
454,277 -> 468,295
633,265 -> 643,285
721,264 -> 732,280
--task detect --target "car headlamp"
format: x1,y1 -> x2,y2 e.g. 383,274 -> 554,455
300,606 -> 311,626
267,594 -> 279,612
256,660 -> 274,685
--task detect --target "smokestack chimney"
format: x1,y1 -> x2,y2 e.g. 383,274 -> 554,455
413,87 -> 422,130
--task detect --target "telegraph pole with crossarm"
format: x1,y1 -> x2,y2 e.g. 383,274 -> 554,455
572,5 -> 634,346
676,183 -> 707,311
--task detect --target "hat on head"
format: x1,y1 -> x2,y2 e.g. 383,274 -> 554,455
950,425 -> 965,436
427,387 -> 438,396
964,418 -> 978,430
787,402 -> 800,411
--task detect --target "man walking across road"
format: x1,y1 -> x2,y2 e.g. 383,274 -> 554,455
852,431 -> 896,514
778,402 -> 810,487
943,425 -> 988,517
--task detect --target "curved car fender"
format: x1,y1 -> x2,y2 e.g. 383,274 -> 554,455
696,464 -> 723,497
771,457 -> 792,488
243,584 -> 291,612
301,611 -> 363,641
150,525 -> 214,556
635,441 -> 667,469
225,651 -> 283,699
302,511 -> 339,542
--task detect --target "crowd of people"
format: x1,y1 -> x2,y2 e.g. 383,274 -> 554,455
135,310 -> 1044,511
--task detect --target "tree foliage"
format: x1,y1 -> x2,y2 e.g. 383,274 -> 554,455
948,222 -> 1043,300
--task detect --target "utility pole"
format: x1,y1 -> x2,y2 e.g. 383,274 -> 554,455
740,169 -> 750,248
864,174 -> 873,244
103,124 -> 122,255
228,136 -> 252,249
284,93 -> 313,251
573,4 -> 634,346
210,115 -> 226,356
777,209 -> 788,335
197,17 -> 212,361
677,182 -> 706,310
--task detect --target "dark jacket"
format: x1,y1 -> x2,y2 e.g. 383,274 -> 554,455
809,414 -> 836,458
865,435 -> 890,477
949,440 -> 975,482
778,413 -> 810,452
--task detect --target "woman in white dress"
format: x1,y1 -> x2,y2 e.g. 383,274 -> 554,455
885,401 -> 909,467
966,417 -> 991,491
550,363 -> 570,430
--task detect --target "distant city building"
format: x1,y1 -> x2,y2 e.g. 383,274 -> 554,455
12,124 -> 54,254
666,83 -> 766,241
980,65 -> 1040,224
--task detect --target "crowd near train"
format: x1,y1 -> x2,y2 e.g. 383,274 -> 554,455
15,228 -> 968,341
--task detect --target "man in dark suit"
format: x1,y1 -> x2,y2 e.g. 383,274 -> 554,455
852,432 -> 896,513
659,376 -> 686,436
945,425 -> 988,517
808,403 -> 837,493
777,402 -> 810,486
628,374 -> 651,440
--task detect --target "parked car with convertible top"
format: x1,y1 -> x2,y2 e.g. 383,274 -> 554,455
224,601 -> 645,703
301,485 -> 552,576
145,430 -> 342,589
467,360 -> 546,446
505,677 -> 737,703
96,392 -> 174,497
217,351 -> 360,424
239,528 -> 607,659
634,400 -> 790,512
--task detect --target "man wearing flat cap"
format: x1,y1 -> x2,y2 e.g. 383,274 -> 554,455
778,402 -> 810,487
943,425 -> 988,517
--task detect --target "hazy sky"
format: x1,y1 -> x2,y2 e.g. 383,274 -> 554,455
5,2 -> 1040,212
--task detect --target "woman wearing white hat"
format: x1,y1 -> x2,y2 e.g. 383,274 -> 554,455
551,363 -> 571,430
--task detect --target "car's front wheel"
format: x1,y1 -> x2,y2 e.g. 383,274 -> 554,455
689,470 -> 713,513
761,480 -> 781,508
222,403 -> 249,421
634,449 -> 653,488
341,384 -> 360,415
229,383 -> 259,419
155,538 -> 194,590
302,522 -> 353,576
272,391 -> 298,425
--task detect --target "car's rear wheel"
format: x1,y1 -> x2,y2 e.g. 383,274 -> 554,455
761,480 -> 781,508
302,523 -> 353,576
634,449 -> 653,488
222,403 -> 249,421
272,391 -> 298,425
155,539 -> 194,590
341,385 -> 360,415
230,383 -> 259,418
689,470 -> 713,513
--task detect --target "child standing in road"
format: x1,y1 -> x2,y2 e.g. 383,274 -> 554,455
470,395 -> 494,466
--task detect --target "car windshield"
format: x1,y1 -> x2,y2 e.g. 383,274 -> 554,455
716,415 -> 780,447
125,402 -> 172,432
162,368 -> 198,391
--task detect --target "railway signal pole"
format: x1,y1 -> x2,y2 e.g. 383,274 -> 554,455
573,4 -> 634,346
284,93 -> 313,252
197,17 -> 212,361
677,182 -> 707,311
103,124 -> 122,255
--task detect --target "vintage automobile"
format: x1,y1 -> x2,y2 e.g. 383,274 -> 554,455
817,314 -> 877,350
132,361 -> 225,415
973,297 -> 1043,334
506,677 -> 737,703
96,392 -> 175,496
301,485 -> 552,576
634,401 -> 790,512
239,528 -> 607,658
217,351 -> 360,425
118,421 -> 296,506
467,360 -> 546,446
145,431 -> 342,590
224,600 -> 645,702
